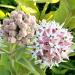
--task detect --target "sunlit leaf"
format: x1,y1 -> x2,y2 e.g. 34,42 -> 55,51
71,43 -> 75,50
44,11 -> 54,21
19,5 -> 37,14
54,0 -> 69,23
0,10 -> 5,19
51,0 -> 59,3
31,0 -> 59,3
0,4 -> 16,9
54,0 -> 75,30
16,0 -> 40,19
16,0 -> 39,12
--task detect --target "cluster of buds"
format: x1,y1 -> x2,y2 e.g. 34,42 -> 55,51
3,10 -> 36,45
31,20 -> 73,69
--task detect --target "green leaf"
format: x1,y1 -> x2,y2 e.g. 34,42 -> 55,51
54,0 -> 69,23
60,61 -> 75,70
16,58 -> 40,75
14,60 -> 30,75
0,54 -> 10,71
50,0 -> 59,3
66,0 -> 75,12
0,4 -> 16,9
31,0 -> 59,3
0,10 -> 5,19
34,65 -> 46,75
69,52 -> 75,56
71,43 -> 75,50
0,39 -> 11,54
52,67 -> 68,74
16,0 -> 40,19
0,54 -> 17,75
18,4 -> 38,15
54,0 -> 75,30
44,11 -> 54,21
64,0 -> 75,29
65,16 -> 75,29
0,65 -> 11,75
0,38 -> 7,49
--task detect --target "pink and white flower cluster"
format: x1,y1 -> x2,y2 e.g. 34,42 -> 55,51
32,20 -> 73,69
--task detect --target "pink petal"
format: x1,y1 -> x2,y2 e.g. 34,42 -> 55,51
42,36 -> 49,42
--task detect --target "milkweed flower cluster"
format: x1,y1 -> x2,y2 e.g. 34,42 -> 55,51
31,20 -> 73,69
2,10 -> 36,45
1,10 -> 73,69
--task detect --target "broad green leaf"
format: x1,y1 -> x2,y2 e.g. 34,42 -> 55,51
66,0 -> 75,12
0,65 -> 11,75
62,0 -> 75,30
19,5 -> 37,14
64,16 -> 75,29
16,0 -> 40,19
54,0 -> 69,23
54,0 -> 75,30
16,0 -> 38,10
0,10 -> 5,19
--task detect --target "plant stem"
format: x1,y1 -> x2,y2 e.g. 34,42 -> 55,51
40,2 -> 49,20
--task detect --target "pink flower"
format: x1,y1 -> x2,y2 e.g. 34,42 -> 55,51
31,20 -> 73,69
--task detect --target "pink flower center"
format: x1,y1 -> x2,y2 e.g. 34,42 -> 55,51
44,42 -> 49,45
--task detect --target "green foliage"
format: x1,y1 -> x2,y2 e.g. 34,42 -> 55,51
54,0 -> 75,30
0,0 -> 75,75
0,10 -> 5,19
15,0 -> 40,20
30,0 -> 59,3
0,0 -> 17,19
0,4 -> 16,9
